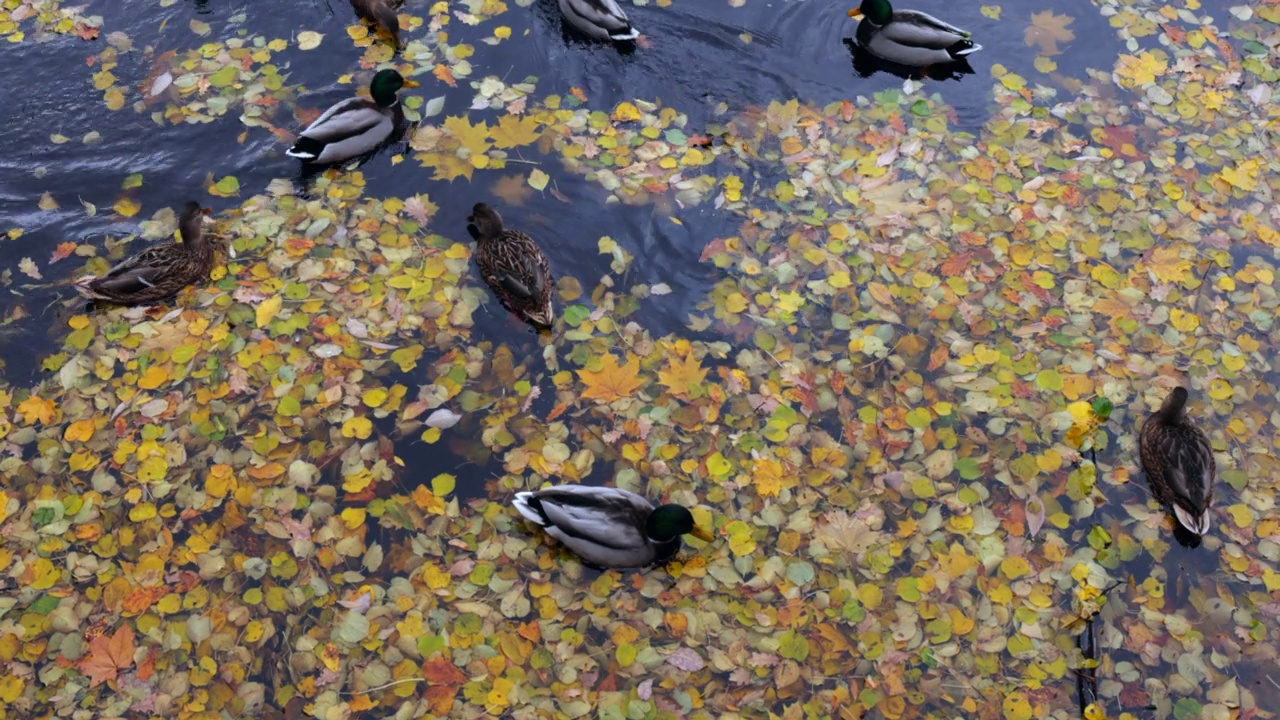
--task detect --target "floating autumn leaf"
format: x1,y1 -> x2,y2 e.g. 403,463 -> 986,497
490,114 -> 543,149
1024,10 -> 1074,56
578,352 -> 644,403
80,625 -> 136,686
1114,50 -> 1168,87
658,352 -> 707,398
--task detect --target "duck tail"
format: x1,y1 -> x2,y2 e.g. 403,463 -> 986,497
286,137 -> 324,161
609,25 -> 639,41
72,276 -> 108,300
513,492 -> 548,526
1173,505 -> 1211,535
953,41 -> 982,56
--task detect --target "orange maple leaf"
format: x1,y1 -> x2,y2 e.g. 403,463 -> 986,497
80,625 -> 136,686
658,353 -> 707,398
579,353 -> 644,403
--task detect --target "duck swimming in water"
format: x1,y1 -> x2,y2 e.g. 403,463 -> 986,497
1137,386 -> 1216,535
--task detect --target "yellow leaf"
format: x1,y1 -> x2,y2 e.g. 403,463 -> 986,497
658,353 -> 708,397
64,418 -> 96,442
443,115 -> 491,156
297,30 -> 324,50
578,353 -> 644,403
1114,51 -> 1167,87
423,563 -> 450,589
341,508 -> 367,529
114,197 -> 141,218
490,114 -> 542,149
342,416 -> 374,439
256,295 -> 282,328
431,473 -> 456,496
130,502 -> 157,522
612,102 -> 641,122
363,388 -> 388,407
528,168 -> 550,191
137,365 -> 169,390
0,674 -> 24,703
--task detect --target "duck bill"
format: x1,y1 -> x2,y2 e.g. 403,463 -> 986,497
848,8 -> 864,18
403,79 -> 421,88
690,524 -> 714,542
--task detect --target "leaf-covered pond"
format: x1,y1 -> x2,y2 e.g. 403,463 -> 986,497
1,0 -> 1279,718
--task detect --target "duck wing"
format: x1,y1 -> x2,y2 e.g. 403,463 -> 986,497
516,486 -> 650,549
84,245 -> 182,297
882,10 -> 972,49
1161,425 -> 1215,511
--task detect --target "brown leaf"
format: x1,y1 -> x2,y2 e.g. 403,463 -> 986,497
80,626 -> 136,686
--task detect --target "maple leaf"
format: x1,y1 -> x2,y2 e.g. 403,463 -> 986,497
1024,11 -> 1074,56
426,153 -> 476,182
579,353 -> 644,403
1145,246 -> 1193,284
491,173 -> 534,205
1114,51 -> 1167,87
658,353 -> 708,398
443,115 -> 491,157
404,195 -> 437,223
490,115 -> 543,150
80,625 -> 136,687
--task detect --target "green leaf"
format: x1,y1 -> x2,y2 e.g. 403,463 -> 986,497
563,304 -> 591,327
1091,397 -> 1113,420
432,473 -> 456,496
209,66 -> 238,88
1087,525 -> 1112,550
278,396 -> 301,417
1035,369 -> 1064,391
955,457 -> 982,480
1174,699 -> 1204,720
778,629 -> 810,661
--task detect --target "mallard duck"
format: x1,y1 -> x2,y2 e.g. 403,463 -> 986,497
848,0 -> 981,67
513,485 -> 714,568
468,202 -> 555,328
558,0 -> 639,42
74,201 -> 217,306
1138,386 -> 1216,535
286,69 -> 419,165
350,0 -> 402,49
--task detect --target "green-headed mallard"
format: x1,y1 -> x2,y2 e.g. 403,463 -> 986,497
74,201 -> 217,306
468,202 -> 555,329
848,0 -> 981,67
286,69 -> 419,165
1138,386 -> 1216,535
558,0 -> 639,42
513,485 -> 714,569
351,0 -> 402,49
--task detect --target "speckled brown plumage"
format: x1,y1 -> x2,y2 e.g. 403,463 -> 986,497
74,201 -> 218,307
1137,386 -> 1216,535
350,0 -> 402,49
468,202 -> 555,329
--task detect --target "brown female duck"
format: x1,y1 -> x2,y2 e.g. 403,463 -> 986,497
1137,386 -> 1216,535
467,202 -> 554,329
350,0 -> 402,49
74,201 -> 217,306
